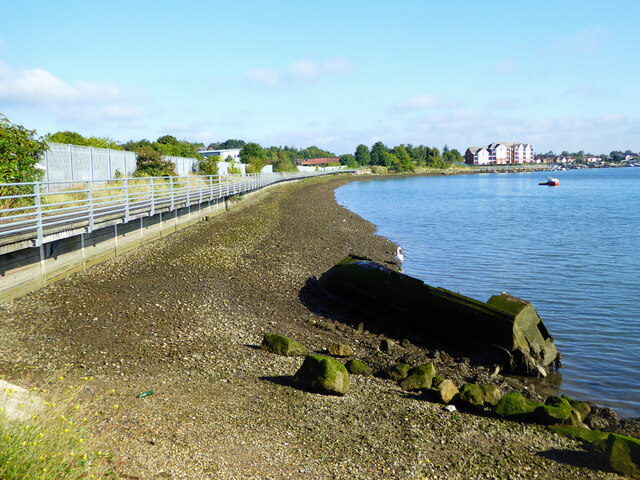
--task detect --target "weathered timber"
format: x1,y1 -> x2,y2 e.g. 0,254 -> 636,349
317,255 -> 561,375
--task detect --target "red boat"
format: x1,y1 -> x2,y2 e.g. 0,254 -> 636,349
539,177 -> 560,186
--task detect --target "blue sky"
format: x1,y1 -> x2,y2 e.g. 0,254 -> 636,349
1,0 -> 638,155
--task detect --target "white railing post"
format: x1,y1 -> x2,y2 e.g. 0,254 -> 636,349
34,183 -> 43,247
170,176 -> 174,210
124,178 -> 130,223
198,175 -> 203,205
186,176 -> 190,208
87,181 -> 94,232
150,177 -> 155,216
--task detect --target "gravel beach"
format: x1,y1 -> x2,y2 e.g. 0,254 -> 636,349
0,174 -> 632,479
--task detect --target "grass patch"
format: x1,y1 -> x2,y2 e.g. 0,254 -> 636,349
0,375 -> 117,479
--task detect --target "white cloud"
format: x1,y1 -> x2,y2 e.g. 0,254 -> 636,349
244,56 -> 350,88
289,59 -> 320,81
244,67 -> 281,87
0,61 -> 146,127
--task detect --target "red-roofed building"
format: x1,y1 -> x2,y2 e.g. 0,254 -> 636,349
299,157 -> 340,166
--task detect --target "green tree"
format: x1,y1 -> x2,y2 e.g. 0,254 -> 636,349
196,156 -> 219,176
354,144 -> 371,166
0,116 -> 48,209
370,141 -> 388,166
392,146 -> 414,172
45,131 -> 89,146
134,146 -> 177,177
340,154 -> 357,168
240,142 -> 267,173
273,150 -> 297,172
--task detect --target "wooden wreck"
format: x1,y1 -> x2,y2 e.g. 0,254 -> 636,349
317,255 -> 561,376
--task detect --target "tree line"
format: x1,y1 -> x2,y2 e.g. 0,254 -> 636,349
2,115 -> 465,188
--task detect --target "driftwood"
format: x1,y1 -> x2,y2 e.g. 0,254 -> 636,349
317,255 -> 561,375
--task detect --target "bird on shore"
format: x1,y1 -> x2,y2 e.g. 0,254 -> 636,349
395,246 -> 404,272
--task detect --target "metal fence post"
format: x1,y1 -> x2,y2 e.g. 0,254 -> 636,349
150,177 -> 155,216
186,176 -> 190,210
34,183 -> 43,247
198,175 -> 203,205
87,181 -> 94,232
170,176 -> 174,210
124,178 -> 130,223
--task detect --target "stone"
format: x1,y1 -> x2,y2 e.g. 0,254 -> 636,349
0,380 -> 44,422
345,359 -> 372,376
552,426 -> 640,479
478,385 -> 502,406
260,334 -> 309,357
380,339 -> 395,353
494,392 -> 541,420
327,343 -> 354,357
561,394 -> 591,422
378,363 -> 411,382
431,376 -> 444,388
400,362 -> 436,391
457,384 -> 485,410
293,355 -> 349,396
435,379 -> 459,404
534,396 -> 582,426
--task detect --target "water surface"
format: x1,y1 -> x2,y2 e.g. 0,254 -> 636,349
336,168 -> 640,417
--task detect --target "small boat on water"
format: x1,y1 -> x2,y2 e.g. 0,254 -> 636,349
539,177 -> 560,186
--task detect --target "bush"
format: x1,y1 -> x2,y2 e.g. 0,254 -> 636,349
196,157 -> 218,176
133,146 -> 176,177
0,116 -> 48,210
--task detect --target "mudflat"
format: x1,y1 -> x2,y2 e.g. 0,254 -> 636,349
0,175 -> 629,479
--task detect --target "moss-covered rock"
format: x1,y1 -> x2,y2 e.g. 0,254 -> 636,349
378,363 -> 411,382
457,383 -> 502,410
479,385 -> 502,406
400,362 -> 436,391
607,433 -> 640,479
293,355 -> 349,396
345,359 -> 372,376
552,426 -> 640,478
431,376 -> 444,388
561,394 -> 591,422
535,396 -> 582,426
494,392 -> 541,420
458,384 -> 485,410
327,343 -> 354,357
261,334 -> 309,356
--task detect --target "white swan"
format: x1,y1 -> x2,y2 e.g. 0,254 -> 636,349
395,246 -> 404,263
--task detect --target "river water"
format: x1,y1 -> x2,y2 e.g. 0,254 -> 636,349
335,167 -> 640,418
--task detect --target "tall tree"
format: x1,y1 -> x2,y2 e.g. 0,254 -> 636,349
240,142 -> 267,173
354,144 -> 371,166
370,141 -> 388,166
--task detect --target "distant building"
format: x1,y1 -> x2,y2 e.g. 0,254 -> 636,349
298,157 -> 340,166
197,148 -> 241,162
465,142 -> 535,165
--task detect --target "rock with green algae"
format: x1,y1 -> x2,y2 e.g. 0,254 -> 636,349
494,392 -> 541,420
552,426 -> 640,479
400,362 -> 436,391
293,355 -> 349,396
261,334 -> 309,357
561,394 -> 591,422
457,383 -> 502,410
534,396 -> 583,426
378,363 -> 411,382
345,359 -> 372,376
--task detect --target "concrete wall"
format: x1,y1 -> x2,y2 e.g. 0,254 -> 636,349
0,195 -> 228,304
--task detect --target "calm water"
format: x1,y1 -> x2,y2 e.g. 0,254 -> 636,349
335,168 -> 640,418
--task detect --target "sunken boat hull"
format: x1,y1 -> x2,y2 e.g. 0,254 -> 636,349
317,255 -> 561,375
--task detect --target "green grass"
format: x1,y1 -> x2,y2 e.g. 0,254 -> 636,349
0,376 -> 117,479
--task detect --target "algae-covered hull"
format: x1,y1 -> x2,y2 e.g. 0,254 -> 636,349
317,255 -> 561,375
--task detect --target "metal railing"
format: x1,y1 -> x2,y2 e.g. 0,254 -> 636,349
0,170 -> 351,248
